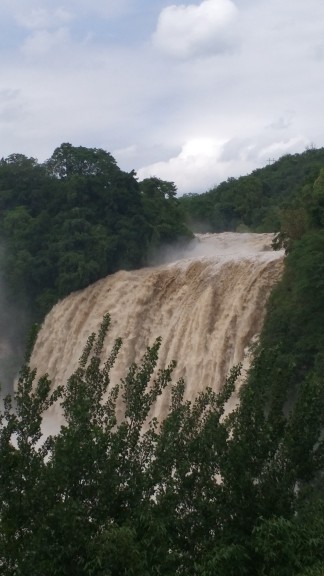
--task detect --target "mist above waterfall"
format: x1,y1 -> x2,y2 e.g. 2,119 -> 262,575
0,254 -> 29,397
147,231 -> 274,267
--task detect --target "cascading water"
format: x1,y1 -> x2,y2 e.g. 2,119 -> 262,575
30,233 -> 284,424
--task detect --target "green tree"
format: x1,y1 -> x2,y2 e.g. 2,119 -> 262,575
140,177 -> 192,249
0,146 -> 192,322
0,317 -> 323,575
45,143 -> 118,179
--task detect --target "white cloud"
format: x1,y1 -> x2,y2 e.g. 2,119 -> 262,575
137,138 -> 229,193
258,136 -> 307,161
0,0 -> 324,195
137,134 -> 310,195
153,0 -> 238,58
22,27 -> 71,56
267,112 -> 295,131
0,0 -> 131,23
0,89 -> 26,123
66,0 -> 131,19
16,7 -> 73,30
112,144 -> 138,161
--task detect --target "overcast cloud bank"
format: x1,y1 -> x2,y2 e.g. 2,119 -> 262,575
0,0 -> 323,194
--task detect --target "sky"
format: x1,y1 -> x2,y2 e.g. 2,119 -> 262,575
0,0 -> 323,195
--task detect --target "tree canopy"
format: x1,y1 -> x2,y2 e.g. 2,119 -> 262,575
0,144 -> 192,321
179,147 -> 324,233
0,316 -> 323,575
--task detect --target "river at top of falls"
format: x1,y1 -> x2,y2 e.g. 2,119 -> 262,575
30,233 -> 284,425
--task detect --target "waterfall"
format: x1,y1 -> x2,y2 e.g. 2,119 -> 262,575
30,233 -> 284,424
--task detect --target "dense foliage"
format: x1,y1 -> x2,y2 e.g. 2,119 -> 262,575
0,316 -> 323,575
256,167 -> 324,400
180,147 -> 324,232
1,144 -> 324,574
0,144 -> 191,320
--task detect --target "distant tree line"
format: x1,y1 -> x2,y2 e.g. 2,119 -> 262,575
179,147 -> 324,232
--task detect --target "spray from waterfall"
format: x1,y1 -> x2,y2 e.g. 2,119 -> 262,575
0,254 -> 29,398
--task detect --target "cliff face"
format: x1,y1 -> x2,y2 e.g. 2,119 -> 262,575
30,233 -> 284,424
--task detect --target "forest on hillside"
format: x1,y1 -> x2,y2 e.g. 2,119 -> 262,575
0,145 -> 324,574
179,146 -> 324,232
0,143 -> 192,322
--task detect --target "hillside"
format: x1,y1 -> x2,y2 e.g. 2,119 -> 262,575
179,146 -> 324,232
0,145 -> 324,574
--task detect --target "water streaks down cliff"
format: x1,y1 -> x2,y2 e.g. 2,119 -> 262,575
31,233 -> 284,422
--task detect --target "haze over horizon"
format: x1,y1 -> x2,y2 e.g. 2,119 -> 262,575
0,0 -> 323,194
